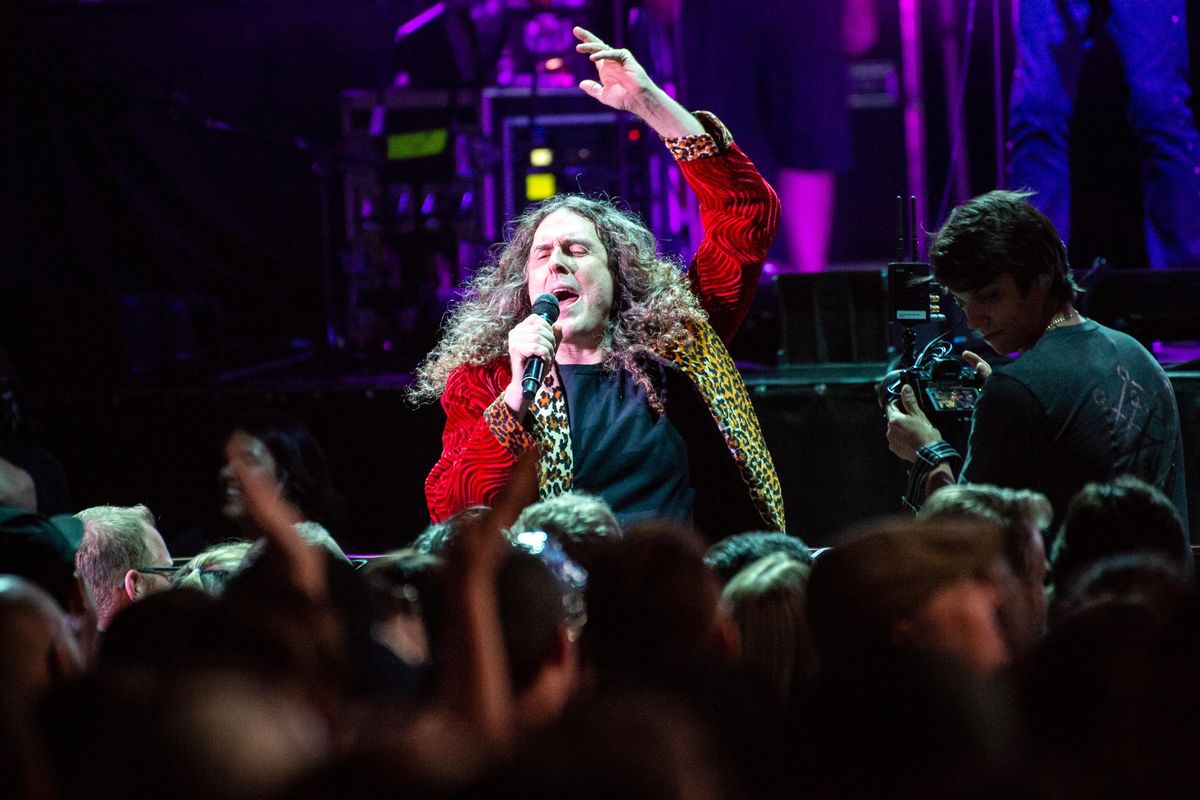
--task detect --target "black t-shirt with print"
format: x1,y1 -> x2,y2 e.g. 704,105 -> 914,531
961,320 -> 1189,540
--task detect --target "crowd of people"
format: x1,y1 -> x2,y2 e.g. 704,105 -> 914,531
3,23 -> 1198,800
2,451 -> 1196,799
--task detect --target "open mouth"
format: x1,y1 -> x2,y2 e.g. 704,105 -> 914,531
552,287 -> 579,306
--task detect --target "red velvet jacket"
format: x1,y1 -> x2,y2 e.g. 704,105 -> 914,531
425,115 -> 783,529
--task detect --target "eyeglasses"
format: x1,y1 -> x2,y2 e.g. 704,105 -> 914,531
117,564 -> 181,588
134,565 -> 182,577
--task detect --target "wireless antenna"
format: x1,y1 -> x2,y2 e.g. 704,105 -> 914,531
908,195 -> 918,261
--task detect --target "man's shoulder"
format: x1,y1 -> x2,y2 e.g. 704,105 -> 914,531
994,319 -> 1171,406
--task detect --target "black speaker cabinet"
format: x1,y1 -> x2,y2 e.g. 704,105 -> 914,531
776,271 -> 888,364
1082,268 -> 1200,345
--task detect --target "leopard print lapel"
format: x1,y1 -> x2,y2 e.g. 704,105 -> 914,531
653,321 -> 785,531
527,367 -> 573,499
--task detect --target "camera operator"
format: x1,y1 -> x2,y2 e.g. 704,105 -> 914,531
885,190 -> 1188,538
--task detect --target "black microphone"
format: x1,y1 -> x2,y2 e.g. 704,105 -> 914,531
522,293 -> 560,400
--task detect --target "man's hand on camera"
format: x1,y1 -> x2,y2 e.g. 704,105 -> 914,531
886,384 -> 944,462
962,350 -> 992,383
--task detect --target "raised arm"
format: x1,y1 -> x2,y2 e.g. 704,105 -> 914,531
678,123 -> 779,342
574,27 -> 779,343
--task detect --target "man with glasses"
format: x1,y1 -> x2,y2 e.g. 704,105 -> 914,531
75,504 -> 174,631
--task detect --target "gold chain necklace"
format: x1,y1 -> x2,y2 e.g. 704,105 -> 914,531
1044,307 -> 1080,332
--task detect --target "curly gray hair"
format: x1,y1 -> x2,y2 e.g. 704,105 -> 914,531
408,194 -> 706,412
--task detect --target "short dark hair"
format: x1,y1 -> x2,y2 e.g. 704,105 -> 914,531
705,531 -> 813,585
929,190 -> 1081,301
1048,552 -> 1192,630
362,549 -> 446,663
1053,475 -> 1191,588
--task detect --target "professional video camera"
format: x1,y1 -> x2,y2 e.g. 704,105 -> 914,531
877,198 -> 983,421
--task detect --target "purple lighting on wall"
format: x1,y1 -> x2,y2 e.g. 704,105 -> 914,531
898,0 -> 928,256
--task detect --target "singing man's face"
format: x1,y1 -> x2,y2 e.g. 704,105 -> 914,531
525,209 -> 614,349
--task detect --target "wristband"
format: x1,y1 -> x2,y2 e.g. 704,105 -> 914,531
903,441 -> 962,510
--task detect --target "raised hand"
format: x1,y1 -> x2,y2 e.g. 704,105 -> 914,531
573,26 -> 655,114
232,461 -> 325,600
573,26 -> 702,138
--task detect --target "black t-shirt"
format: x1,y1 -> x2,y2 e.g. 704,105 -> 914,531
961,320 -> 1189,538
557,362 -> 694,527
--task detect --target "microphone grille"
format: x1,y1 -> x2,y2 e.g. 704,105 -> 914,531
531,293 -> 560,323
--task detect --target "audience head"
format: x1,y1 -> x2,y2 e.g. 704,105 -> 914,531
1053,475 -> 1191,591
219,411 -> 343,530
411,505 -> 491,555
1051,552 -> 1193,628
293,521 -> 350,562
582,521 -> 736,686
921,484 -> 1051,654
807,517 -> 1010,675
511,492 -> 621,569
705,530 -> 813,586
1025,555 -> 1198,795
0,510 -> 98,672
721,552 -> 816,701
0,509 -> 87,614
45,670 -> 329,800
172,540 -> 253,595
479,689 -> 727,800
75,504 -> 172,630
100,582 -> 346,712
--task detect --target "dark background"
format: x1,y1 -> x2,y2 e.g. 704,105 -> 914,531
3,0 -> 1198,551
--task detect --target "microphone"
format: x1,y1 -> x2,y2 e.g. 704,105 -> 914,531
522,293 -> 560,400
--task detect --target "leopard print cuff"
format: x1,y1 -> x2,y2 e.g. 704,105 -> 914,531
661,111 -> 733,161
483,395 -> 537,458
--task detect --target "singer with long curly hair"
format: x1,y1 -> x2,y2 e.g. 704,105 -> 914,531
411,27 -> 785,541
